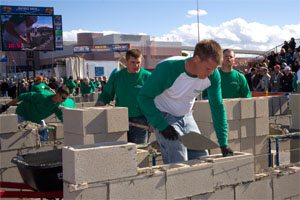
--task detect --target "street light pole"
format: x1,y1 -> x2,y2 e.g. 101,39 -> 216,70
197,0 -> 200,41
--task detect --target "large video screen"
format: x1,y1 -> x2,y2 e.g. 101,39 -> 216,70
1,14 -> 55,51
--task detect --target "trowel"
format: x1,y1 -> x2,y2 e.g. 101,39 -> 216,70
179,131 -> 219,150
129,122 -> 218,150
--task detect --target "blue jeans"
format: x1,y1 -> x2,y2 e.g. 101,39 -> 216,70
17,115 -> 49,142
154,111 -> 208,164
128,116 -> 149,144
1,91 -> 8,97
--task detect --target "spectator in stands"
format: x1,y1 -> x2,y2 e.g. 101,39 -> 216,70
280,66 -> 294,92
252,67 -> 263,91
48,77 -> 59,91
289,37 -> 296,51
17,78 -> 28,96
1,79 -> 9,97
255,67 -> 271,92
96,49 -> 152,144
267,51 -> 277,70
270,65 -> 283,92
282,41 -> 290,52
58,78 -> 64,87
8,78 -> 16,99
245,68 -> 256,91
218,49 -> 251,98
291,59 -> 300,73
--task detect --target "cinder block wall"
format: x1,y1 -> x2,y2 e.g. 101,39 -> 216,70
62,141 -> 300,200
193,97 -> 270,172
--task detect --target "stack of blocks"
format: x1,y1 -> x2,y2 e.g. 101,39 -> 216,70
289,94 -> 300,130
193,97 -> 270,172
63,106 -> 129,146
62,141 -> 255,199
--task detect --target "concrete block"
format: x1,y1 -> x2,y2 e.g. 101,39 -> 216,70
75,103 -> 83,108
63,107 -> 129,135
240,118 -> 255,138
6,106 -> 16,114
279,96 -> 289,115
235,177 -> 272,200
268,96 -> 273,116
63,131 -> 127,146
165,163 -> 214,199
272,96 -> 281,116
291,111 -> 300,130
0,149 -> 18,168
63,181 -> 107,200
0,167 -> 23,183
289,94 -> 300,111
193,100 -> 212,122
191,186 -> 234,200
278,151 -> 291,166
109,168 -> 166,200
291,138 -> 300,163
255,117 -> 269,136
227,120 -> 240,140
0,114 -> 18,134
137,149 -> 150,168
254,154 -> 269,173
223,98 -> 241,120
254,97 -> 269,118
48,123 -> 64,140
240,98 -> 255,119
254,135 -> 269,155
88,93 -> 98,102
273,170 -> 300,199
240,137 -> 255,154
0,129 -> 39,151
201,152 -> 254,187
63,142 -> 137,184
82,102 -> 96,107
44,114 -> 59,123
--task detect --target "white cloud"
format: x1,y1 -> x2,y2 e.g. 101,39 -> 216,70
153,18 -> 300,52
63,18 -> 300,53
186,9 -> 207,18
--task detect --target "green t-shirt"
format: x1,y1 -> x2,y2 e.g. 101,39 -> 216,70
219,69 -> 251,98
16,91 -> 63,123
292,73 -> 298,92
80,80 -> 96,96
137,57 -> 228,147
31,83 -> 51,93
98,67 -> 151,118
65,80 -> 77,94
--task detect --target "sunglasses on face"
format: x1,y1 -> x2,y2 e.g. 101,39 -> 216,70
61,95 -> 67,100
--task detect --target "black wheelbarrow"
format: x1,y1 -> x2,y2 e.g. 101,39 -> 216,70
10,149 -> 63,193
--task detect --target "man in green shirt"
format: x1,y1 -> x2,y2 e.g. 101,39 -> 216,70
1,86 -> 70,141
80,77 -> 96,101
31,76 -> 55,93
219,49 -> 251,98
137,40 -> 232,164
96,49 -> 152,144
65,76 -> 77,96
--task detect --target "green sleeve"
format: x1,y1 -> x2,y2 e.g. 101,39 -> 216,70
97,73 -> 116,104
80,84 -> 85,96
292,74 -> 298,92
207,70 -> 228,147
138,61 -> 184,131
90,81 -> 96,92
54,108 -> 63,122
239,74 -> 252,98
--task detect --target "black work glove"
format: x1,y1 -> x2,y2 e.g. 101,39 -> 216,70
221,146 -> 233,157
0,104 -> 9,114
160,125 -> 178,140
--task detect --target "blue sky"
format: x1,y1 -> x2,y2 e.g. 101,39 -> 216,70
1,0 -> 300,51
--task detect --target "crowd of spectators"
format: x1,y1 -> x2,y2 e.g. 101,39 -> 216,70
238,37 -> 300,93
0,75 -> 108,98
